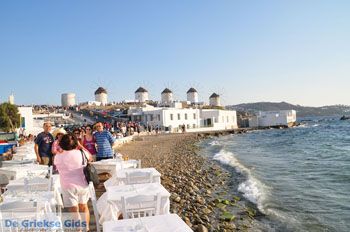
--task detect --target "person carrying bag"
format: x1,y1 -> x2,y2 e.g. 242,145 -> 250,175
81,149 -> 100,186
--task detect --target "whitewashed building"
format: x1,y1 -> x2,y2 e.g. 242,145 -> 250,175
79,101 -> 102,107
135,87 -> 149,103
200,109 -> 237,130
17,107 -> 34,134
249,110 -> 297,128
128,105 -> 237,133
61,93 -> 76,107
95,87 -> 108,106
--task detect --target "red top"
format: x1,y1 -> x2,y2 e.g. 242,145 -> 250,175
82,136 -> 97,155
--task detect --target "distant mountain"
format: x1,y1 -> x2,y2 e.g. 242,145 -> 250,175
226,102 -> 350,117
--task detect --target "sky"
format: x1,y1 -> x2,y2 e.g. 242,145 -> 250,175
0,0 -> 349,107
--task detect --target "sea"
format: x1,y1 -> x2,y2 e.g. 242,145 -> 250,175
200,117 -> 350,232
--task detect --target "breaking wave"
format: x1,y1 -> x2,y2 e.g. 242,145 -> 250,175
213,149 -> 268,212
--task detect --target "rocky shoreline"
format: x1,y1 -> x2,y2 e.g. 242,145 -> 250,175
117,133 -> 258,232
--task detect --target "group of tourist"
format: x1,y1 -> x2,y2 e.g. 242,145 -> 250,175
33,121 -> 119,230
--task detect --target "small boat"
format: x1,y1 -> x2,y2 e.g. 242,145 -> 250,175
340,115 -> 350,120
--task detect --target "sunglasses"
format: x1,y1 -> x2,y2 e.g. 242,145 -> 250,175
86,128 -> 91,131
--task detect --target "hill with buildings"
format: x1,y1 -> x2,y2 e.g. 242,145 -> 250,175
226,102 -> 350,117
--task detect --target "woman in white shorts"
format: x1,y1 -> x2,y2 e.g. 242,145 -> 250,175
55,133 -> 91,231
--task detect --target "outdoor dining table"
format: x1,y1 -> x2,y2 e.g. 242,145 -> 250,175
5,174 -> 61,193
0,191 -> 64,231
91,159 -> 139,175
104,168 -> 161,188
1,189 -> 63,209
0,164 -> 49,184
96,183 -> 171,224
2,174 -> 63,207
103,214 -> 193,232
1,159 -> 34,167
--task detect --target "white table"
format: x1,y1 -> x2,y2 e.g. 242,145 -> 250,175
92,159 -> 139,175
1,159 -> 34,167
97,183 -> 170,224
6,175 -> 61,193
0,164 -> 49,184
104,168 -> 161,187
1,190 -> 63,208
103,214 -> 193,232
12,143 -> 37,161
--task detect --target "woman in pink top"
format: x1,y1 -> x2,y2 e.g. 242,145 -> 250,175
82,125 -> 97,161
51,128 -> 67,173
54,133 -> 90,231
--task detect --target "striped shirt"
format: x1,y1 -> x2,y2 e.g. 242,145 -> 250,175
93,130 -> 116,158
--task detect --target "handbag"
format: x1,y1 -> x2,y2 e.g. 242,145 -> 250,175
80,149 -> 100,186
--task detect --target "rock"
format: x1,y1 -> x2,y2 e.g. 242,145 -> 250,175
233,196 -> 241,202
196,196 -> 205,204
220,211 -> 236,222
201,215 -> 210,223
174,196 -> 181,203
216,202 -> 226,209
183,217 -> 192,227
222,199 -> 230,205
223,222 -> 236,230
202,208 -> 212,214
196,224 -> 208,232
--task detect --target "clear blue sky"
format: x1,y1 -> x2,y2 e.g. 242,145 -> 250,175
0,1 -> 349,106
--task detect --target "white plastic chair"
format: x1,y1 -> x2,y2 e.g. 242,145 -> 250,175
121,193 -> 161,219
48,165 -> 53,191
22,178 -> 51,192
0,200 -> 62,232
0,200 -> 39,212
88,182 -> 101,232
137,159 -> 142,168
125,171 -> 153,185
0,201 -> 40,232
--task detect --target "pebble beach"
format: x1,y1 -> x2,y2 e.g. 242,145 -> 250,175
115,133 -> 257,232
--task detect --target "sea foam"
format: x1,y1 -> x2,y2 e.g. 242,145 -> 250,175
213,150 -> 267,212
208,140 -> 221,146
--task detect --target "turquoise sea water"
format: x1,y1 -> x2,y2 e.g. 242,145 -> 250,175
202,117 -> 350,232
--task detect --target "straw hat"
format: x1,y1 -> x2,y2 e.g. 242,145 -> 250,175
52,128 -> 67,138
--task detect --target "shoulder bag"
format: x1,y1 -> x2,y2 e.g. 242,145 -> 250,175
80,149 -> 100,186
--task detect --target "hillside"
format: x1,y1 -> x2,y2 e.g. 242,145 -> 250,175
226,102 -> 350,117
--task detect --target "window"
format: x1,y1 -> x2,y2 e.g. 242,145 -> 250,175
193,113 -> 196,119
150,115 -> 154,121
185,113 -> 188,120
178,114 -> 181,120
170,114 -> 173,120
227,116 -> 229,123
157,114 -> 160,121
222,116 -> 225,122
193,124 -> 196,128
